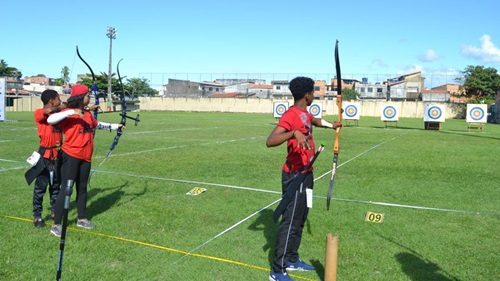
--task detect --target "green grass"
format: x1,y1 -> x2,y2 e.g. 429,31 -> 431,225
1,111 -> 499,281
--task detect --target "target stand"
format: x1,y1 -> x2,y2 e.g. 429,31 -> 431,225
344,119 -> 359,127
424,121 -> 441,130
467,122 -> 484,131
383,120 -> 398,128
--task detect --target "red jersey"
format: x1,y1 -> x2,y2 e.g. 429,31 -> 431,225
34,108 -> 62,159
277,106 -> 316,173
58,109 -> 98,162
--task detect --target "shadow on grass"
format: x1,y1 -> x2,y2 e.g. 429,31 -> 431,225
378,234 -> 460,281
438,129 -> 500,141
86,181 -> 148,220
396,252 -> 457,281
310,259 -> 325,281
248,208 -> 276,266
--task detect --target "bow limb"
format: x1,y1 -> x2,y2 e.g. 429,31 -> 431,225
327,40 -> 342,211
76,46 -> 99,119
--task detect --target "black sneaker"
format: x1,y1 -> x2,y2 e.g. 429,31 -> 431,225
33,217 -> 45,228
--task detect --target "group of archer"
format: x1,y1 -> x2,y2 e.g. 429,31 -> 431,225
26,77 -> 339,281
25,84 -> 123,237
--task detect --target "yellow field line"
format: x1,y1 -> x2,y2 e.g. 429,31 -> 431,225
0,214 -> 316,281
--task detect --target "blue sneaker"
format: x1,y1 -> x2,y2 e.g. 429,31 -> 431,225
286,259 -> 315,271
269,271 -> 293,281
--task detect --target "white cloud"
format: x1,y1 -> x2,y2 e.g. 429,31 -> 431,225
417,49 -> 440,62
461,34 -> 500,63
397,65 -> 424,75
369,59 -> 388,69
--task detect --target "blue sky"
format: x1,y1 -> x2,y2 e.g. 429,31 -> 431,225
2,0 -> 499,87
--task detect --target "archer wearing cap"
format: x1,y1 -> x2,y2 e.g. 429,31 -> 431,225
46,84 -> 123,236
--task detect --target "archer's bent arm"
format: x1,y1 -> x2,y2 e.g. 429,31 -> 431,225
266,126 -> 295,147
266,126 -> 310,149
47,109 -> 81,124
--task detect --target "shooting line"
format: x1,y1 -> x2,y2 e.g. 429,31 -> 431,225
0,214 -> 315,281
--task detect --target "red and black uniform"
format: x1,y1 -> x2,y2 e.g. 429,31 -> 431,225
31,108 -> 62,219
52,109 -> 97,224
272,106 -> 315,273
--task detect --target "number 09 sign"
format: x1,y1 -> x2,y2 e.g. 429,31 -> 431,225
364,211 -> 384,223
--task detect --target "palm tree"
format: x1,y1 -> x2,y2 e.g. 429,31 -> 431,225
61,66 -> 70,84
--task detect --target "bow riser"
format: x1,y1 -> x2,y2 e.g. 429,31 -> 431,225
327,40 -> 342,211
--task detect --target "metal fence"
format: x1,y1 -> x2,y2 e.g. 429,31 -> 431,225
138,72 -> 463,91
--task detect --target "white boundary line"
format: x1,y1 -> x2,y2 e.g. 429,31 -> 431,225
0,158 -> 23,163
315,135 -> 399,181
126,126 -> 222,135
93,136 -> 265,159
174,198 -> 282,263
96,170 -> 281,195
0,166 -> 28,173
77,168 -> 494,215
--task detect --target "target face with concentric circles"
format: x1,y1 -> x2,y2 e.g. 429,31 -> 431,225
308,104 -> 321,117
275,104 -> 287,115
345,105 -> 358,118
427,106 -> 442,120
383,106 -> 397,119
469,107 -> 485,121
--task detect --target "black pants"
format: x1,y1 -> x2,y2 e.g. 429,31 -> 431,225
53,151 -> 91,224
271,171 -> 313,273
32,158 -> 60,218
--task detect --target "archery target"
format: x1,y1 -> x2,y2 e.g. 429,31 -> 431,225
424,104 -> 445,122
466,104 -> 487,123
342,102 -> 361,120
381,104 -> 399,121
273,102 -> 289,118
307,103 -> 323,118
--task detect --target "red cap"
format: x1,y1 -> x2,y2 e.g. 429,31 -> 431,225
71,84 -> 89,97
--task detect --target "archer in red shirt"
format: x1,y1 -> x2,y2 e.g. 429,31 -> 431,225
47,84 -> 123,236
266,77 -> 341,281
25,89 -> 64,228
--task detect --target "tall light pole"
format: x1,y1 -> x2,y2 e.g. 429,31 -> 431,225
106,26 -> 116,111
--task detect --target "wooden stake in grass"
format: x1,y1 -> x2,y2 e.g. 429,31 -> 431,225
324,233 -> 339,281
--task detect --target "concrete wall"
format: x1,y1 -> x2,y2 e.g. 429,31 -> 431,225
137,97 -> 462,118
6,96 -> 464,118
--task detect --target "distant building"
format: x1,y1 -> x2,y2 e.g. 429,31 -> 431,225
164,79 -> 202,97
271,80 -> 291,99
313,80 -> 327,99
24,75 -> 52,85
387,72 -> 424,101
200,81 -> 224,97
325,78 -> 359,99
248,84 -> 273,99
215,78 -> 265,85
421,89 -> 450,102
432,83 -> 467,103
355,82 -> 387,99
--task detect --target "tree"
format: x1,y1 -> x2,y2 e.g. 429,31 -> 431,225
53,78 -> 65,86
125,77 -> 158,97
0,59 -> 22,78
342,88 -> 359,101
79,72 -> 119,96
61,66 -> 70,84
457,65 -> 500,103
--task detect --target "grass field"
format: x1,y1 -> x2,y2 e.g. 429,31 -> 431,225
0,111 -> 499,281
